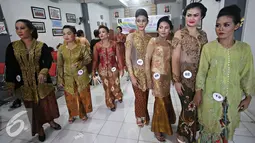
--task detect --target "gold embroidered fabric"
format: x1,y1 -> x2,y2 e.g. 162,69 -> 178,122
125,31 -> 151,91
39,68 -> 49,76
145,38 -> 172,97
12,40 -> 54,103
57,42 -> 92,95
172,27 -> 208,91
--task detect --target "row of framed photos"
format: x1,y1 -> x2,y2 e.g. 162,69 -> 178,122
32,22 -> 62,36
31,6 -> 76,23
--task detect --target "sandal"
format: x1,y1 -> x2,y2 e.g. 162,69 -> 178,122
141,117 -> 150,126
68,117 -> 75,124
136,118 -> 144,127
176,135 -> 187,143
82,116 -> 88,121
155,132 -> 165,142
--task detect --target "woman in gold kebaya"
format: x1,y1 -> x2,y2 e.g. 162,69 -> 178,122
145,16 -> 176,142
92,25 -> 124,111
5,19 -> 61,142
125,9 -> 151,127
57,25 -> 92,123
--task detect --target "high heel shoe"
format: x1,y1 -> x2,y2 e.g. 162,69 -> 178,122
38,133 -> 46,142
110,107 -> 116,112
9,99 -> 21,109
50,122 -> 61,130
154,132 -> 165,142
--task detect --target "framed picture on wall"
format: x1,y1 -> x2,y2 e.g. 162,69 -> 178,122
0,22 -> 8,34
31,6 -> 46,19
114,12 -> 119,18
48,6 -> 61,20
101,22 -> 104,26
164,5 -> 170,13
97,21 -> 100,26
52,28 -> 63,36
31,21 -> 46,33
52,20 -> 62,28
66,13 -> 76,23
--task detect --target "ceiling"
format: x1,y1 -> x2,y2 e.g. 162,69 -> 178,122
80,0 -> 181,7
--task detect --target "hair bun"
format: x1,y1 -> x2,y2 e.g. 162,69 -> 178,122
222,4 -> 241,15
228,5 -> 241,13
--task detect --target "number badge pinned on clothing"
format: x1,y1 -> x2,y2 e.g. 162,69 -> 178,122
16,75 -> 21,82
78,70 -> 84,76
137,59 -> 143,66
213,93 -> 224,102
111,67 -> 116,72
183,70 -> 192,79
153,73 -> 160,80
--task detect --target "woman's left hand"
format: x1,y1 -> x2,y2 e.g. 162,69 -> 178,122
38,74 -> 46,83
119,70 -> 124,77
238,96 -> 252,112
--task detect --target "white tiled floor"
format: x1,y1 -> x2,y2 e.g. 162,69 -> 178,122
0,73 -> 255,143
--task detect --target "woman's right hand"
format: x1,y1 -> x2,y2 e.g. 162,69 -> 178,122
7,89 -> 13,96
175,82 -> 184,96
147,82 -> 153,89
193,90 -> 202,107
58,84 -> 64,88
130,75 -> 139,87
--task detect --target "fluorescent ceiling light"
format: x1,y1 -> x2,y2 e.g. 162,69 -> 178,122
119,0 -> 128,7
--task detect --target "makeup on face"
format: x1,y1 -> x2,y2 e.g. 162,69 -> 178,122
185,8 -> 202,27
99,28 -> 109,40
158,21 -> 171,38
15,22 -> 31,39
63,28 -> 75,42
136,15 -> 148,31
215,16 -> 237,39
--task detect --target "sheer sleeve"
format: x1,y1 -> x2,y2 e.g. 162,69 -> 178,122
5,43 -> 19,90
125,33 -> 134,76
92,43 -> 99,74
39,43 -> 53,76
82,45 -> 92,65
171,30 -> 182,83
145,38 -> 155,88
115,42 -> 124,70
195,44 -> 210,91
85,38 -> 90,47
57,46 -> 64,85
240,45 -> 255,96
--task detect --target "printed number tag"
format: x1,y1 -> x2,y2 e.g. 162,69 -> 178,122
111,67 -> 116,72
16,75 -> 21,82
137,59 -> 143,66
153,73 -> 160,80
213,93 -> 224,102
183,70 -> 192,79
78,70 -> 84,75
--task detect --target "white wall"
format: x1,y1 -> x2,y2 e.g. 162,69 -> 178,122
157,2 -> 182,31
242,0 -> 255,116
186,0 -> 225,42
1,0 -> 84,48
109,8 -> 125,32
87,3 -> 110,39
